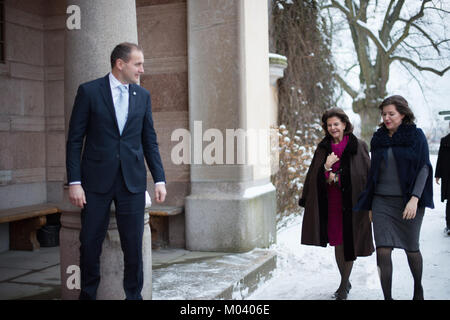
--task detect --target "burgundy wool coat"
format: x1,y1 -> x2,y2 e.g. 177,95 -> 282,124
298,133 -> 374,261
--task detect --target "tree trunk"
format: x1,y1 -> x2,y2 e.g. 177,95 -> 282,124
353,99 -> 381,144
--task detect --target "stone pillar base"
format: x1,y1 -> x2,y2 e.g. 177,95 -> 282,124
60,211 -> 152,300
185,183 -> 276,252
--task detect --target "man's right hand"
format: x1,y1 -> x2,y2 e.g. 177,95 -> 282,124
69,184 -> 86,208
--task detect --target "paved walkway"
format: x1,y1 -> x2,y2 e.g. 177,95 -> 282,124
0,246 -> 276,300
0,247 -> 60,300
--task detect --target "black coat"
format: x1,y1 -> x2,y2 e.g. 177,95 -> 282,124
436,133 -> 450,202
355,124 -> 434,211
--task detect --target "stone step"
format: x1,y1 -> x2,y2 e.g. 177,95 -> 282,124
152,248 -> 277,300
0,247 -> 277,300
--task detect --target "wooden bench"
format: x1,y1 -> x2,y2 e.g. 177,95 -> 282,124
145,206 -> 183,249
0,203 -> 182,251
0,203 -> 60,251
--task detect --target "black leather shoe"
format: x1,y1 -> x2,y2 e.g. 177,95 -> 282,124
335,288 -> 348,300
445,227 -> 450,236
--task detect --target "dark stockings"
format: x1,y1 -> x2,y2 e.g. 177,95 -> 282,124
376,247 -> 393,300
406,250 -> 424,300
376,247 -> 424,300
334,245 -> 353,299
446,200 -> 450,229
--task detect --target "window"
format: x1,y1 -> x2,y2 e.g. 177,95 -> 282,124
0,0 -> 4,63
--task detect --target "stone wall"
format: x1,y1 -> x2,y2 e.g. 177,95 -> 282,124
0,0 -> 190,251
136,0 -> 189,210
0,0 -> 65,252
0,0 -> 277,254
137,0 -> 189,248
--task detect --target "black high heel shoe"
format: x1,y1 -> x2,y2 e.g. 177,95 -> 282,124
334,281 -> 352,300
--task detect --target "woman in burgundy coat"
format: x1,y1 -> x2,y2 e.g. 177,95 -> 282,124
299,108 -> 374,300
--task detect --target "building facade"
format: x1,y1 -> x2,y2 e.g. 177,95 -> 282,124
0,0 -> 282,262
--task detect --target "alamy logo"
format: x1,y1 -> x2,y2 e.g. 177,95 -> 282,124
66,265 -> 80,290
171,121 -> 279,170
66,5 -> 81,30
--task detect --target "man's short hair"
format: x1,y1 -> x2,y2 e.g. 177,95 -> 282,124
110,42 -> 143,69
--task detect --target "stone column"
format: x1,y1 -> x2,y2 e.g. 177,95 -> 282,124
269,53 -> 288,127
64,0 -> 138,132
60,0 -> 152,299
185,0 -> 276,252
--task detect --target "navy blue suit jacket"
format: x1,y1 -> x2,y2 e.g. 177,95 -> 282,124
66,74 -> 165,194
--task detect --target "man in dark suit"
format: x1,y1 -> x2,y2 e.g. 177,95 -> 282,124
66,42 -> 166,300
436,129 -> 450,236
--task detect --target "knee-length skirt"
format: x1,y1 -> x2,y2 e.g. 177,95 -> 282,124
372,195 -> 425,252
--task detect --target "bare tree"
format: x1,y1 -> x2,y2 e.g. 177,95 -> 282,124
273,0 -> 337,138
270,0 -> 337,217
321,0 -> 450,142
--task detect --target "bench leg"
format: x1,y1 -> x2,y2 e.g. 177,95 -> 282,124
10,216 -> 47,251
149,216 -> 169,249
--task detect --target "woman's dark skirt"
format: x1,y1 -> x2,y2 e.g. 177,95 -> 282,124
372,195 -> 425,252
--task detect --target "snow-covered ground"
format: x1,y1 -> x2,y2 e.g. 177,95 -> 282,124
248,154 -> 450,300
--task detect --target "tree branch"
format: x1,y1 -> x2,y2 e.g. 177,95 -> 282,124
330,0 -> 374,83
397,60 -> 428,99
386,0 -> 432,56
330,0 -> 351,18
400,41 -> 423,59
355,0 -> 369,22
391,56 -> 450,76
344,63 -> 359,76
331,0 -> 388,53
399,18 -> 442,54
380,0 -> 404,44
381,0 -> 395,30
334,72 -> 358,98
424,6 -> 450,14
354,19 -> 388,53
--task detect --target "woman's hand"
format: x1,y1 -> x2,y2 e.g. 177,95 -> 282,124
403,196 -> 419,220
327,172 -> 336,185
325,152 -> 339,171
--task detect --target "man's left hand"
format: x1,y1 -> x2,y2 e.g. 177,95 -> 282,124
155,184 -> 167,203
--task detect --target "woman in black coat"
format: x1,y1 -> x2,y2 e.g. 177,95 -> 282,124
354,95 -> 434,300
435,129 -> 450,235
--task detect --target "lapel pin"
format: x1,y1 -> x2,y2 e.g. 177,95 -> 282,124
133,91 -> 136,96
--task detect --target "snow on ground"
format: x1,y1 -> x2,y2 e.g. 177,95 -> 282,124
248,155 -> 450,300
